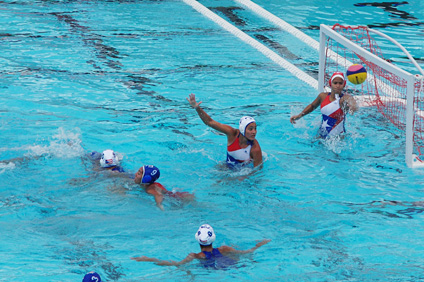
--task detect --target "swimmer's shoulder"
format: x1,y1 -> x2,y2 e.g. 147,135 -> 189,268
191,252 -> 205,259
316,92 -> 328,102
152,182 -> 166,191
144,182 -> 166,191
111,165 -> 125,173
218,245 -> 236,253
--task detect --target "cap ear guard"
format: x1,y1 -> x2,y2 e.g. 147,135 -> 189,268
141,174 -> 152,184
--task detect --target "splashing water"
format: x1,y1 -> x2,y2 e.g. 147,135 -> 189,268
0,162 -> 16,174
0,128 -> 85,163
27,127 -> 85,159
321,135 -> 346,154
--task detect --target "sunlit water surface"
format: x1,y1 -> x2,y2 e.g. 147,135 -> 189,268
0,0 -> 423,281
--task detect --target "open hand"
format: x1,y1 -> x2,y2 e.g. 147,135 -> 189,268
187,93 -> 202,109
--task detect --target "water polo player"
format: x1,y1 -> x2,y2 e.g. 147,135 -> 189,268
88,149 -> 126,172
131,224 -> 270,268
88,150 -> 193,210
290,71 -> 358,138
187,93 -> 262,168
134,165 -> 194,211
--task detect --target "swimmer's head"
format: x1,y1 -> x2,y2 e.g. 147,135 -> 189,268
83,272 -> 102,282
195,224 -> 216,246
134,165 -> 160,184
100,149 -> 119,168
329,71 -> 346,87
239,116 -> 256,137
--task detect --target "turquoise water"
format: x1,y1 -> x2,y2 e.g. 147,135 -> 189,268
0,0 -> 424,281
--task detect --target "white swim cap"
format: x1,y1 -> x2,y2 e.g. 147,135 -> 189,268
239,116 -> 256,136
195,224 -> 216,246
100,149 -> 119,168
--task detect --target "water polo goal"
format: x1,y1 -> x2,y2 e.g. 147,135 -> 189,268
320,24 -> 424,168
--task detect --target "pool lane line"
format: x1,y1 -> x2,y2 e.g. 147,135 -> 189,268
235,0 -> 320,51
234,0 -> 350,87
182,0 -> 318,90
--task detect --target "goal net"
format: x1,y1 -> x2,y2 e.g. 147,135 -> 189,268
319,23 -> 424,168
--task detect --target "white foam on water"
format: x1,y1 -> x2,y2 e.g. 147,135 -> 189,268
27,127 -> 85,159
0,162 -> 16,174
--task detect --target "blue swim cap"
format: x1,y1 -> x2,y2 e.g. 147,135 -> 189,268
141,165 -> 160,184
82,272 -> 101,282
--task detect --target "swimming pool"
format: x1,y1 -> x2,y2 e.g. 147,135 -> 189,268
0,0 -> 423,281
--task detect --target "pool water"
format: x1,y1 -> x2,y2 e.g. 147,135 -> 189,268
0,0 -> 423,281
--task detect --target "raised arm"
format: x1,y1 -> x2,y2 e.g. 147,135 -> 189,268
131,253 -> 197,266
187,93 -> 236,137
290,93 -> 325,124
219,239 -> 271,254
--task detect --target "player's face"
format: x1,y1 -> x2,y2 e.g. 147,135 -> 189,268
134,166 -> 144,184
245,122 -> 257,140
331,77 -> 345,93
